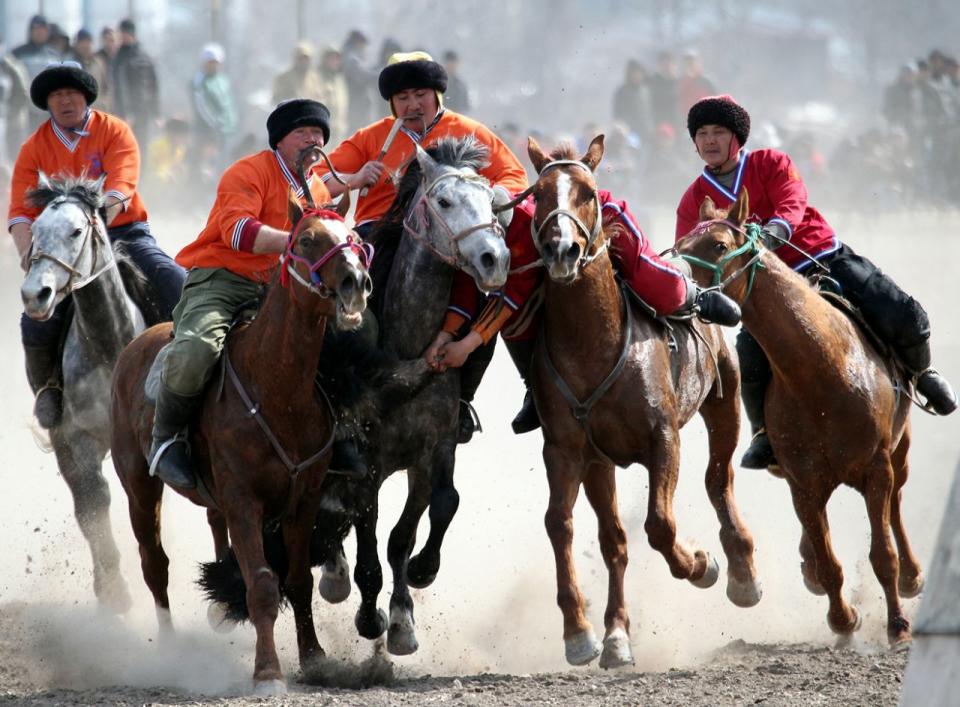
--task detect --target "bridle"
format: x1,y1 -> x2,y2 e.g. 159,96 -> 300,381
495,159 -> 605,275
27,197 -> 116,295
402,169 -> 505,269
281,208 -> 374,298
675,219 -> 766,300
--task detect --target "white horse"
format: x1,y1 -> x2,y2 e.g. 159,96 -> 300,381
20,172 -> 148,611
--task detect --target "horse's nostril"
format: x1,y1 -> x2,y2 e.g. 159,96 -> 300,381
39,286 -> 53,301
480,252 -> 495,271
363,275 -> 373,296
339,276 -> 355,294
564,242 -> 582,264
542,241 -> 555,259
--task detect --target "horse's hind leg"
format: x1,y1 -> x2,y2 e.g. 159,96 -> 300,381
788,482 -> 860,637
50,428 -> 131,613
699,381 -> 761,607
543,444 -> 601,666
582,462 -> 633,669
385,465 -> 431,655
406,445 -> 459,589
890,426 -> 923,597
863,456 -> 910,646
644,432 -> 716,587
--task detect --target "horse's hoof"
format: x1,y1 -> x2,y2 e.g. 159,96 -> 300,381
690,554 -> 720,589
598,628 -> 634,670
890,634 -> 912,652
356,607 -> 388,640
207,601 -> 236,634
405,553 -> 439,589
318,557 -> 351,604
98,576 -> 133,615
387,607 -> 419,656
830,606 -> 862,638
252,678 -> 287,695
565,629 -> 602,666
726,575 -> 763,608
899,573 -> 924,599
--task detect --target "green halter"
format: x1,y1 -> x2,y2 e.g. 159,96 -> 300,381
680,221 -> 765,300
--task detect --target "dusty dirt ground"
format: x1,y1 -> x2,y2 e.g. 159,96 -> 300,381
0,207 -> 956,705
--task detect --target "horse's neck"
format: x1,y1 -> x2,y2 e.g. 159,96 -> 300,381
382,234 -> 454,358
71,260 -> 140,361
544,255 -> 625,356
235,283 -> 328,411
743,255 -> 849,384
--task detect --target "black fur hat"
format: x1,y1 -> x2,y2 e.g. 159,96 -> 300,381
378,54 -> 448,100
267,99 -> 331,148
687,94 -> 751,146
30,62 -> 98,110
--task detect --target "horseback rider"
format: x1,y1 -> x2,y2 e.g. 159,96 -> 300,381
316,50 -> 528,442
676,94 -> 957,469
8,61 -> 186,429
427,179 -> 743,434
149,99 -> 337,489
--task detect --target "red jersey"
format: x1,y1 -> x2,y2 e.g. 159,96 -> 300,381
446,190 -> 689,342
675,148 -> 839,270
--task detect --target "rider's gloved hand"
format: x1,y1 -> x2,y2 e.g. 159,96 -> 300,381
760,222 -> 788,250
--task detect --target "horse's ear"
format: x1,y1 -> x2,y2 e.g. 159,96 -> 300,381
731,188 -> 750,225
699,196 -> 717,221
581,134 -> 605,172
288,190 -> 303,227
415,144 -> 441,184
335,189 -> 351,219
527,136 -> 550,174
37,171 -> 51,191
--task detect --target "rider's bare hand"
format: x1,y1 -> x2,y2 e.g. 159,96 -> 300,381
424,330 -> 454,371
352,161 -> 385,189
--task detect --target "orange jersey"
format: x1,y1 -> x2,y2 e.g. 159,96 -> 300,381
176,149 -> 331,282
317,109 -> 528,226
8,109 -> 148,230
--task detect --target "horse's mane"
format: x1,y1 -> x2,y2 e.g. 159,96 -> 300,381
112,241 -> 167,326
27,174 -> 105,213
548,142 -> 579,161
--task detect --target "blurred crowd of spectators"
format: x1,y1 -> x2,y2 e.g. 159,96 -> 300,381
1,13 -> 958,219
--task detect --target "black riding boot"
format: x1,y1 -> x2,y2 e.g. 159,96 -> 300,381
505,337 -> 540,434
695,288 -> 742,327
149,383 -> 202,489
916,369 -> 957,415
457,335 -> 497,443
736,330 -> 777,469
24,344 -> 63,429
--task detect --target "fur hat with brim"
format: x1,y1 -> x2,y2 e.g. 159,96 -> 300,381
267,98 -> 331,148
30,62 -> 98,110
378,51 -> 448,100
687,94 -> 750,146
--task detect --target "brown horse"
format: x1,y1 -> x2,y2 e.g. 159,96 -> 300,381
526,136 -> 761,668
675,190 -> 921,646
109,195 -> 372,693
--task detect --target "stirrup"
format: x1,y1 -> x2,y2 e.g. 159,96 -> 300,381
148,433 -> 190,478
458,399 -> 482,444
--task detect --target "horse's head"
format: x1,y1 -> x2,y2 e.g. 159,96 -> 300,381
20,172 -> 111,321
527,134 -> 605,284
282,192 -> 373,331
675,189 -> 762,304
406,137 -> 510,291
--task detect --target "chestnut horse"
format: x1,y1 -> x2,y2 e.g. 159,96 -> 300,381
109,194 -> 372,693
526,136 -> 761,668
675,190 -> 921,645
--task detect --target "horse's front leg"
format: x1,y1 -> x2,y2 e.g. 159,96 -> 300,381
282,496 -> 326,675
353,491 -> 388,639
385,465 -> 432,655
543,443 -> 600,666
207,508 -> 230,561
582,462 -> 633,669
406,441 -> 459,588
51,427 -> 131,613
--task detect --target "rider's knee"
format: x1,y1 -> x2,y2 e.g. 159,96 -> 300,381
163,336 -> 221,395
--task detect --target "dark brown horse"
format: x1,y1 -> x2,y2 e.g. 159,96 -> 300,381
109,195 -> 372,693
527,136 -> 761,668
675,190 -> 921,646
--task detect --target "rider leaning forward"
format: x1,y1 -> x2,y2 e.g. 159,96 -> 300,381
676,94 -> 957,469
316,51 -> 528,442
8,61 -> 185,430
149,99 -> 336,489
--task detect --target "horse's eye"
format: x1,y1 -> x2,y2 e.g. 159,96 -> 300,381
713,241 -> 728,254
71,228 -> 83,238
437,197 -> 451,209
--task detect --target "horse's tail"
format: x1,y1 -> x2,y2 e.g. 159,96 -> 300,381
113,242 -> 167,326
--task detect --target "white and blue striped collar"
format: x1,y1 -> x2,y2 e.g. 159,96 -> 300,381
400,109 -> 445,144
51,109 -> 93,152
274,150 -> 313,198
700,148 -> 750,203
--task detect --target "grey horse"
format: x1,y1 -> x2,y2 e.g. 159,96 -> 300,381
19,173 -> 152,612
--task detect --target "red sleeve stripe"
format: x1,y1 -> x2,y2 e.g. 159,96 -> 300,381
233,217 -> 263,252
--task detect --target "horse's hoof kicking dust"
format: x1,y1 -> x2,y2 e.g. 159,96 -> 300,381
565,629 -> 602,666
690,554 -> 720,589
598,628 -> 634,669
